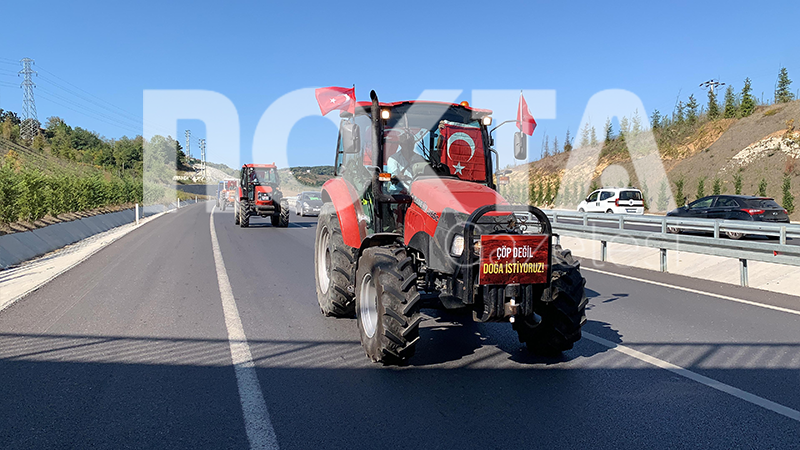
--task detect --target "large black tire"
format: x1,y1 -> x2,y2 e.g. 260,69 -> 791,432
234,202 -> 240,225
315,203 -> 357,317
239,202 -> 250,228
271,203 -> 290,227
514,245 -> 587,355
355,246 -> 422,364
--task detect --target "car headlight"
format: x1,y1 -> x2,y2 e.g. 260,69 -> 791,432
258,192 -> 271,201
450,234 -> 464,257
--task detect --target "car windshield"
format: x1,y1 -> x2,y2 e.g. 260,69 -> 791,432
620,190 -> 642,200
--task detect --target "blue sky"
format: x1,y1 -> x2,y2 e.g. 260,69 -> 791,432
0,0 -> 798,169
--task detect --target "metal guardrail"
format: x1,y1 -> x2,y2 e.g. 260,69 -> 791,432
526,210 -> 800,287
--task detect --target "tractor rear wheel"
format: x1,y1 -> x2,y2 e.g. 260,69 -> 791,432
514,245 -> 587,355
222,201 -> 226,211
355,246 -> 422,364
239,202 -> 250,228
234,202 -> 240,225
315,203 -> 357,317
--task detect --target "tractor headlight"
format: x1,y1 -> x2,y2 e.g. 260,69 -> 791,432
258,192 -> 271,201
450,234 -> 465,257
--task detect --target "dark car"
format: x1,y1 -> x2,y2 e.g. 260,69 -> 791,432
295,191 -> 323,217
666,195 -> 790,239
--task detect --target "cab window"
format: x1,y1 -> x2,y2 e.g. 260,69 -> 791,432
587,191 -> 599,202
600,191 -> 614,201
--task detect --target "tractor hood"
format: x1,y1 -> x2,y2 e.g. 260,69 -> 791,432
410,178 -> 508,216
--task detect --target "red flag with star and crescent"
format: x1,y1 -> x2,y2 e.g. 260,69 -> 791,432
315,86 -> 356,116
516,93 -> 537,136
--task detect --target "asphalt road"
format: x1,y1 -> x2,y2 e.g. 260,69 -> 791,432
1,202 -> 799,449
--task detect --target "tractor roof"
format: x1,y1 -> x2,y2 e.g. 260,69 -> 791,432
347,100 -> 492,118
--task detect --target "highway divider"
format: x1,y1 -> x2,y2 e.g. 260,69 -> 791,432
528,210 -> 800,287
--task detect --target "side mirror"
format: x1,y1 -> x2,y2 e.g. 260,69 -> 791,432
514,131 -> 527,160
341,121 -> 361,154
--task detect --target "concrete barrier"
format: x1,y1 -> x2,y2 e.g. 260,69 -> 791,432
0,201 -> 199,270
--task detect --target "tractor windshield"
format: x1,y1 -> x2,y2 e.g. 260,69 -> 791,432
250,168 -> 278,184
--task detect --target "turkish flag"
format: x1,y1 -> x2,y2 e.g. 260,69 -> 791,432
315,86 -> 356,116
517,93 -> 537,136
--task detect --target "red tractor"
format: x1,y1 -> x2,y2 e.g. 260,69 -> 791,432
234,163 -> 290,228
314,91 -> 587,364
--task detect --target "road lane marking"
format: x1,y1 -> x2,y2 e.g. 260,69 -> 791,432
583,332 -> 800,423
582,267 -> 800,316
210,207 -> 279,450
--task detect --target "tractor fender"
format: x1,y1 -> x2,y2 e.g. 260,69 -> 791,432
321,178 -> 365,248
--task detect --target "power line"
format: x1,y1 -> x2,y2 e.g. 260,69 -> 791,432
36,93 -> 141,136
36,89 -> 143,133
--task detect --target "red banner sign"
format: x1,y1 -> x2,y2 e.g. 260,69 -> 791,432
479,234 -> 550,285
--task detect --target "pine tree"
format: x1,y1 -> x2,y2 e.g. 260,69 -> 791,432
707,88 -> 720,120
740,77 -> 756,117
775,67 -> 794,104
542,135 -> 550,158
783,175 -> 795,214
619,116 -> 630,139
590,126 -> 598,146
712,177 -> 722,195
631,110 -> 642,134
563,129 -> 573,152
651,109 -> 662,129
686,95 -> 698,124
604,118 -> 613,143
723,85 -> 738,118
553,136 -> 560,154
758,178 -> 767,197
696,176 -> 706,199
733,172 -> 743,194
579,123 -> 590,147
529,180 -> 537,204
674,101 -> 685,124
657,180 -> 669,211
544,181 -> 552,206
675,177 -> 686,205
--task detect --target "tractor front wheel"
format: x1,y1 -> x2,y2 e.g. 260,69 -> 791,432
315,203 -> 357,317
355,246 -> 422,364
239,202 -> 250,228
514,245 -> 587,355
234,202 -> 240,225
271,202 -> 290,227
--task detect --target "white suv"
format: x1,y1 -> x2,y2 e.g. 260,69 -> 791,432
578,187 -> 645,214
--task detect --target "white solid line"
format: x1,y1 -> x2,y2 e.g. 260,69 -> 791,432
583,332 -> 800,422
210,206 -> 279,450
582,267 -> 800,316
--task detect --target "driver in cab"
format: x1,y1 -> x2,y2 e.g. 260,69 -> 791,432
386,130 -> 426,193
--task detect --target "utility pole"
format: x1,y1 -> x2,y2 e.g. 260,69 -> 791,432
185,130 -> 191,159
699,79 -> 725,95
199,138 -> 206,180
18,58 -> 38,141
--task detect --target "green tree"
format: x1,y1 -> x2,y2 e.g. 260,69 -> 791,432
783,175 -> 795,214
707,88 -> 720,120
590,126 -> 598,146
740,78 -> 756,117
712,177 -> 722,195
604,118 -> 613,143
579,123 -> 590,147
544,181 -> 552,206
563,129 -> 573,152
696,176 -> 706,199
723,85 -> 738,119
651,109 -> 662,129
552,136 -> 560,155
675,177 -> 686,205
674,101 -> 685,124
758,178 -> 767,197
733,172 -> 743,194
775,67 -> 794,104
657,180 -> 669,211
686,95 -> 698,124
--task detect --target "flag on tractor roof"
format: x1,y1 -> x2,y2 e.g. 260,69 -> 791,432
315,86 -> 356,116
